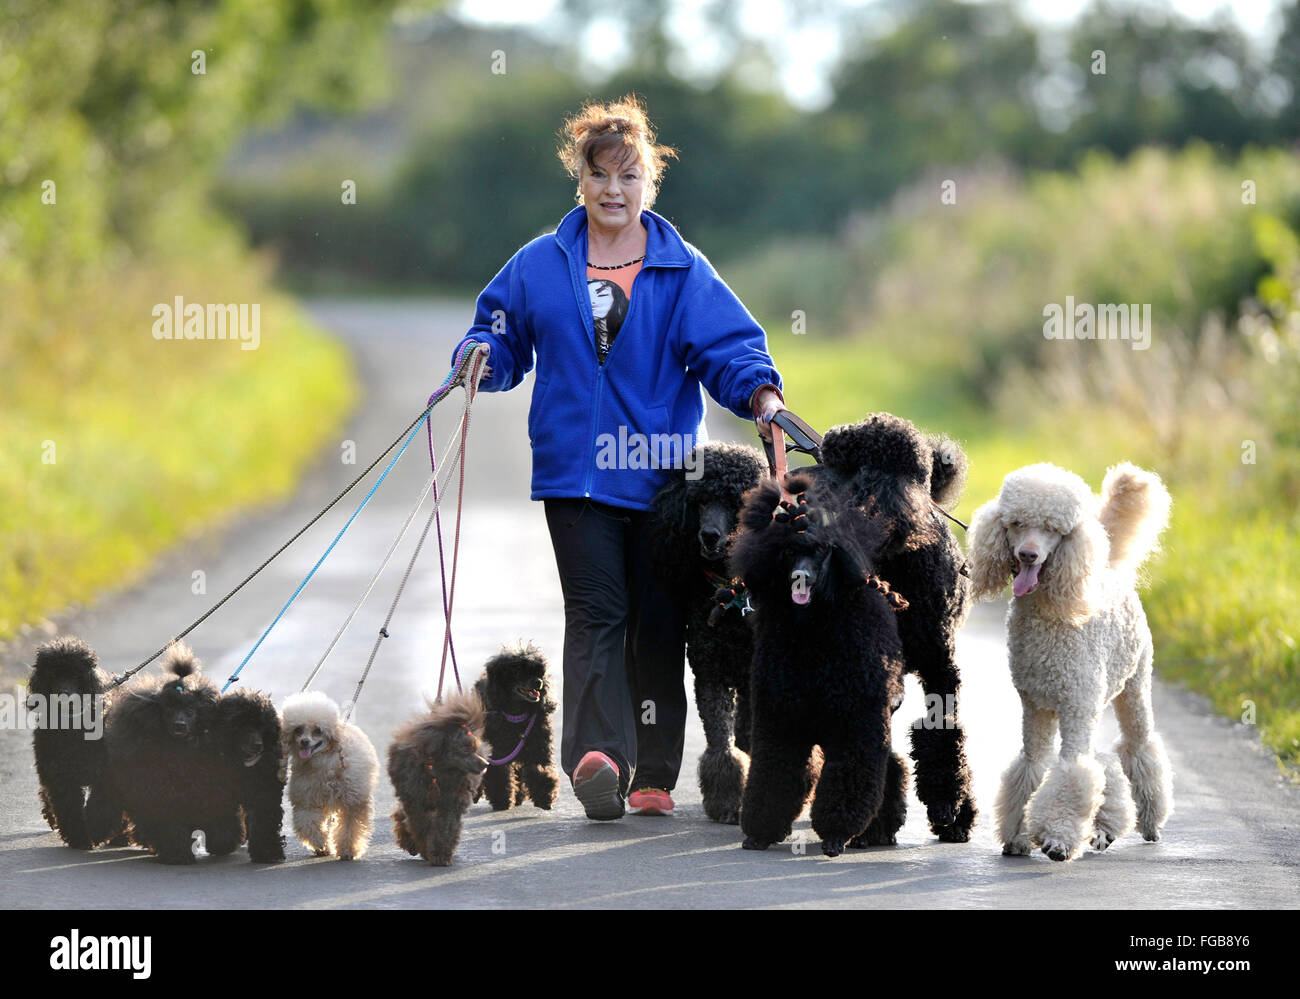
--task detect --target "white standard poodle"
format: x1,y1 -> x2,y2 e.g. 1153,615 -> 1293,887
280,691 -> 379,860
969,462 -> 1174,862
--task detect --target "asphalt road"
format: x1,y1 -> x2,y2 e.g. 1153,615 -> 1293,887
2,298 -> 1297,909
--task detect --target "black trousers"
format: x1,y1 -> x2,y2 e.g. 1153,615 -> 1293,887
543,498 -> 687,793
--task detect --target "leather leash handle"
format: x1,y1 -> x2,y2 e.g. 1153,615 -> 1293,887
763,408 -> 824,504
769,420 -> 792,502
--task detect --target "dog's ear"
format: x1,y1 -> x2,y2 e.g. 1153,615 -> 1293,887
927,434 -> 968,508
1037,517 -> 1108,624
647,469 -> 702,579
827,536 -> 869,595
854,468 -> 931,546
737,479 -> 781,533
968,497 -> 1015,601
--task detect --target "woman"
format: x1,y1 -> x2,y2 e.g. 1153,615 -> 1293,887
452,96 -> 785,820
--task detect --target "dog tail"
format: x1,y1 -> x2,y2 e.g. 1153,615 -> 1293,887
427,689 -> 487,735
1098,463 -> 1171,574
927,433 -> 968,508
162,641 -> 200,679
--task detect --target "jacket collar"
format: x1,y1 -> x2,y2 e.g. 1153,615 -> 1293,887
555,205 -> 692,269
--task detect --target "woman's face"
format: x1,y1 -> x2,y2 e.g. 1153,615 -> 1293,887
580,148 -> 648,232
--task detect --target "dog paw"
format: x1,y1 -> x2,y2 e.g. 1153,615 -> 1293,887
936,823 -> 971,843
426,854 -> 453,867
1040,837 -> 1073,862
927,803 -> 956,828
850,826 -> 898,848
1001,839 -> 1032,857
741,836 -> 770,851
928,797 -> 975,841
1089,830 -> 1115,852
820,838 -> 845,858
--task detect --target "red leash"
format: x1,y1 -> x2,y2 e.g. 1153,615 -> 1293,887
433,349 -> 486,701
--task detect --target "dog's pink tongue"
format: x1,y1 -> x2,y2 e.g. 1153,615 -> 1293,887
791,587 -> 810,605
1013,562 -> 1041,597
298,747 -> 312,760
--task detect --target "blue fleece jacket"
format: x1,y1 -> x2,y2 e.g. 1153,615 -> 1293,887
452,206 -> 782,510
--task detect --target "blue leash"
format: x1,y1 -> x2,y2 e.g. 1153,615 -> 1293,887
219,341 -> 487,692
221,416 -> 425,692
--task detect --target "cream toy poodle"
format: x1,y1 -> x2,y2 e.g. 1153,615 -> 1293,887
281,691 -> 378,860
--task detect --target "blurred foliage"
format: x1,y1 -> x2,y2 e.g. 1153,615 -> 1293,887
0,0 -> 396,290
217,0 -> 1298,290
0,0 -> 408,641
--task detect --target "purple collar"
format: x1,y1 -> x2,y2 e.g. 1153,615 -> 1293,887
486,712 -> 537,766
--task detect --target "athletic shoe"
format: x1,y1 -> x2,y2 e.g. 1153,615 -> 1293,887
628,787 -> 675,816
573,751 -> 624,820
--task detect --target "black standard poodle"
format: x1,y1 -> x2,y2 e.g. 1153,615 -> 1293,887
212,688 -> 286,863
28,636 -> 112,849
85,643 -> 244,864
473,643 -> 559,811
731,473 -> 910,857
813,413 -> 977,842
647,441 -> 768,824
388,689 -> 492,866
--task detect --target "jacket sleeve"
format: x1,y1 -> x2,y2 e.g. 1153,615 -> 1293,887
675,253 -> 784,419
450,249 -> 535,392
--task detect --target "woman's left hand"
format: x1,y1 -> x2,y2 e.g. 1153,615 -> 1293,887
752,385 -> 785,442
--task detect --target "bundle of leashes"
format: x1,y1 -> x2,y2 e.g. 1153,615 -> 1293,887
108,341 -> 490,702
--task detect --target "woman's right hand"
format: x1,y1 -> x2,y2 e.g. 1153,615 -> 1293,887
474,340 -> 492,378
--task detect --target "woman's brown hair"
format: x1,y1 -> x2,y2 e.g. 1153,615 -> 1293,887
557,94 -> 678,208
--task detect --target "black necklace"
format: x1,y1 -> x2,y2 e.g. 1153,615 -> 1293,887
587,255 -> 645,270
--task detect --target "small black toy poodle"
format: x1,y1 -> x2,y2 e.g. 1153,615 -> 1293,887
28,636 -> 112,849
213,688 -> 286,863
85,643 -> 243,863
473,643 -> 559,811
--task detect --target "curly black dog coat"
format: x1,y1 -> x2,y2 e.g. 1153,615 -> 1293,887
813,413 -> 977,842
648,442 -> 767,824
388,689 -> 491,866
28,637 -> 111,849
731,474 -> 909,857
85,644 -> 243,864
212,689 -> 286,863
473,644 -> 559,811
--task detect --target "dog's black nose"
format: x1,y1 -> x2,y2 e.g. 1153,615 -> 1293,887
699,529 -> 722,549
1017,548 -> 1040,564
